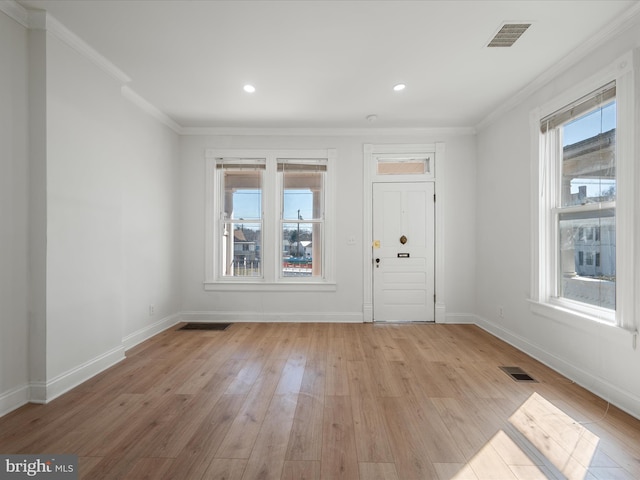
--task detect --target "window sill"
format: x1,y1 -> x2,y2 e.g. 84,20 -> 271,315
203,281 -> 337,292
528,299 -> 639,348
528,298 -> 616,330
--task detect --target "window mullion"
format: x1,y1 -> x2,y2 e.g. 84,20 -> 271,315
263,154 -> 277,283
545,129 -> 561,302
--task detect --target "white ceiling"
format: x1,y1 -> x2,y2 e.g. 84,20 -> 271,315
17,0 -> 640,129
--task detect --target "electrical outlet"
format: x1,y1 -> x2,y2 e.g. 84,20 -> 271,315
149,305 -> 155,316
498,305 -> 504,318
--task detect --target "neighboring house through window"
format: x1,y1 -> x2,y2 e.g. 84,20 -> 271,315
530,52 -> 636,330
205,149 -> 336,290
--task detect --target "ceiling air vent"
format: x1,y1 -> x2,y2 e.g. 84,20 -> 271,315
487,23 -> 531,47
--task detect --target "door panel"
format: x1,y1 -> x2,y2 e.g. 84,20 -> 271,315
373,182 -> 434,322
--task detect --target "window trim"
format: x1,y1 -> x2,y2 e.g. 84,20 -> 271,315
530,51 -> 635,331
204,148 -> 336,291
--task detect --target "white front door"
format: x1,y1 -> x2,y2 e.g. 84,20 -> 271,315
373,182 -> 435,322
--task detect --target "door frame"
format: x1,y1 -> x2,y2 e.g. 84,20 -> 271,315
363,143 -> 446,323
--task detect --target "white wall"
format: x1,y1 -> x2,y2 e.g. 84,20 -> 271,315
0,7 -> 182,411
475,22 -> 640,418
46,33 -> 127,387
180,133 -> 477,323
42,31 -> 181,398
121,101 -> 181,344
0,10 -> 30,416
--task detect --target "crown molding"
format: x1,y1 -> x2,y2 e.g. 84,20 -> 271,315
0,0 -> 28,27
2,3 -> 131,85
121,86 -> 182,133
476,1 -> 640,131
36,11 -> 131,84
179,126 -> 476,137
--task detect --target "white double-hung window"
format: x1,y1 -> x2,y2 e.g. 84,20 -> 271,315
531,53 -> 636,329
205,149 -> 336,290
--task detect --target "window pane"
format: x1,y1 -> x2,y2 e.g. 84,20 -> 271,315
221,222 -> 261,277
558,210 -> 615,309
282,222 -> 321,277
222,169 -> 263,220
561,101 -> 616,207
377,160 -> 427,175
281,167 -> 324,221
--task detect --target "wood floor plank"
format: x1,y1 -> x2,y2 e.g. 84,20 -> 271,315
46,393 -> 146,455
358,462 -> 400,480
320,395 -> 359,480
282,460 -> 320,480
176,331 -> 253,395
124,457 -> 175,480
202,458 -> 247,480
365,343 -> 405,397
78,457 -> 104,479
466,439 -> 519,480
381,396 -> 439,480
433,462 -> 480,480
275,336 -> 310,395
285,393 -> 324,461
81,394 -> 194,479
351,394 -> 395,463
325,337 -> 350,396
430,396 -> 500,460
224,335 -> 276,395
376,326 -> 407,363
343,324 -> 366,361
215,356 -> 287,459
241,393 -> 299,480
81,393 -> 191,458
1,323 -> 639,480
159,394 -> 245,480
299,358 -> 326,399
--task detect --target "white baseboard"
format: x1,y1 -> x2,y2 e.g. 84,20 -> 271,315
29,382 -> 46,404
29,345 -> 125,404
0,384 -> 30,417
180,311 -> 363,323
363,304 -> 373,323
444,313 -> 477,324
476,315 -> 640,420
122,313 -> 182,351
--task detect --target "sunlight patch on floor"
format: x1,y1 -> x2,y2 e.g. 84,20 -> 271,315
450,429 -> 551,479
449,392 -> 611,479
509,392 -> 599,479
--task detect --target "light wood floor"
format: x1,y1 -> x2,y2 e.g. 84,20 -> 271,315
1,323 -> 639,479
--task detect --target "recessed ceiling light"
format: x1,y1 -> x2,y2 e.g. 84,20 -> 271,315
243,84 -> 256,93
393,83 -> 406,92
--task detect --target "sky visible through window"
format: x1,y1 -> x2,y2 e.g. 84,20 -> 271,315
563,101 -> 615,146
231,190 -> 313,221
